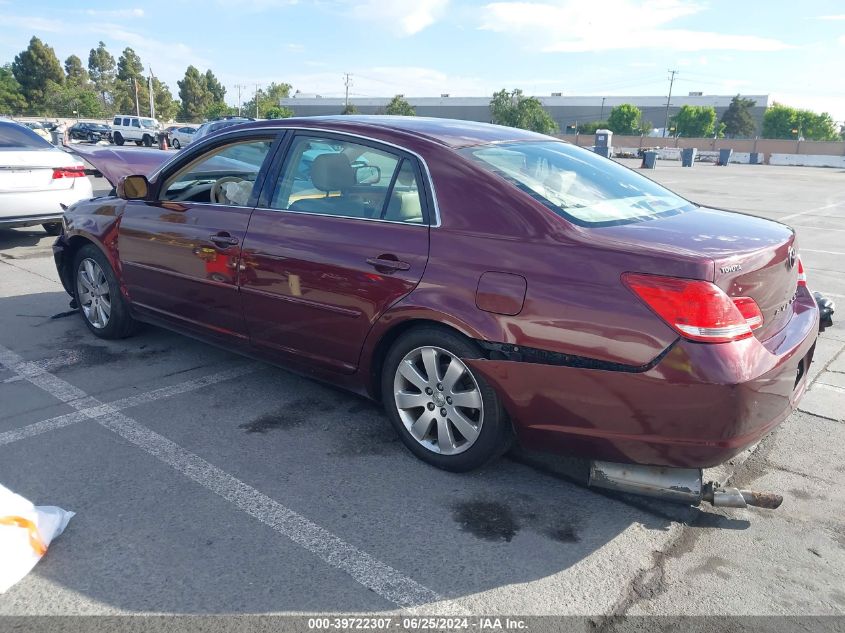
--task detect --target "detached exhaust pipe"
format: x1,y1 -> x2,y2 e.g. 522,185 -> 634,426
588,461 -> 782,509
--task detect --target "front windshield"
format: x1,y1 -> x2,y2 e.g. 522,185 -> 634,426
461,141 -> 695,227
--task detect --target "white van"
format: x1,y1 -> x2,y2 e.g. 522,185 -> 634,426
110,115 -> 159,147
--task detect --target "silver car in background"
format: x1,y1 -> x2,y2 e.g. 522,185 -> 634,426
0,121 -> 94,235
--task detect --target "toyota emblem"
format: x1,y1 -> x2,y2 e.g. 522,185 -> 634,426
787,247 -> 797,269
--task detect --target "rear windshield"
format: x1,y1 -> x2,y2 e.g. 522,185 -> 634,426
460,141 -> 695,227
0,122 -> 54,150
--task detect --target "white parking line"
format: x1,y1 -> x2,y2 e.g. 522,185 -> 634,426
0,364 -> 257,446
802,249 -> 845,257
779,199 -> 845,223
0,344 -> 453,612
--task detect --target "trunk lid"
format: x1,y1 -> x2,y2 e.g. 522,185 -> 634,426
589,206 -> 799,340
69,145 -> 171,186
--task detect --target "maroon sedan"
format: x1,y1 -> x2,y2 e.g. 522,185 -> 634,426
54,117 -> 818,492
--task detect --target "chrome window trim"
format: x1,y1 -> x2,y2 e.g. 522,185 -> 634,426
148,125 -> 442,227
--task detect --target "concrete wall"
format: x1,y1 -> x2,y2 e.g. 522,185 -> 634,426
571,134 -> 845,158
769,154 -> 845,168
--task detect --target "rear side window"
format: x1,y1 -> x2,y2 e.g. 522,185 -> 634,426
461,141 -> 695,227
270,135 -> 425,224
0,122 -> 54,150
122,118 -> 130,126
113,117 -> 121,126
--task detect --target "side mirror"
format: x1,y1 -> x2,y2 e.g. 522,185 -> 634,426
117,175 -> 149,200
354,164 -> 381,185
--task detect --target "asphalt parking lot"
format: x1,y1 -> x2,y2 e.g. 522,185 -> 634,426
1,157 -> 844,621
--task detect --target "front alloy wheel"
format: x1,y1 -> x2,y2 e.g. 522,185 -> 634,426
76,258 -> 111,329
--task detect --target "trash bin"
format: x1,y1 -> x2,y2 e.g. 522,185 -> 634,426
593,146 -> 612,158
718,148 -> 733,166
641,150 -> 658,169
749,152 -> 760,165
681,147 -> 697,167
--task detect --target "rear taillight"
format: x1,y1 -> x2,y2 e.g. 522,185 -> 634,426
797,256 -> 807,287
52,165 -> 86,179
622,273 -> 764,343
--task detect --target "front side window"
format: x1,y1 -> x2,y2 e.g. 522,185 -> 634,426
460,141 -> 695,227
270,136 -> 425,223
161,139 -> 274,205
131,119 -> 140,128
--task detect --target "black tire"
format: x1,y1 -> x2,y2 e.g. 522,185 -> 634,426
72,244 -> 136,339
381,326 -> 512,472
172,138 -> 180,149
134,140 -> 143,146
142,134 -> 152,147
113,132 -> 124,146
42,223 -> 62,236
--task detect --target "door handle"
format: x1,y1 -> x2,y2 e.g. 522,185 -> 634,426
366,256 -> 410,272
210,233 -> 239,247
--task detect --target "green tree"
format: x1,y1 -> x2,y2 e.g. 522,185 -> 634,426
341,104 -> 358,114
720,95 -> 756,138
490,89 -> 557,135
204,70 -> 226,103
606,104 -> 643,135
45,82 -> 104,118
384,95 -> 415,116
116,47 -> 144,82
205,101 -> 236,119
11,36 -> 64,109
762,103 -> 839,140
112,48 -> 148,115
178,65 -> 211,122
64,55 -> 89,86
761,103 -> 794,139
573,121 -> 603,135
0,64 -> 26,114
263,105 -> 293,119
243,82 -> 292,118
87,41 -> 115,109
671,105 -> 720,137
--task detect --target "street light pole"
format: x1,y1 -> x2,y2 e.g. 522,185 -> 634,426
600,97 -> 606,121
663,70 -> 677,138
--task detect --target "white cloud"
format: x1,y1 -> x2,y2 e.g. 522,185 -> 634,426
480,0 -> 792,52
347,0 -> 449,36
3,15 -> 64,32
286,43 -> 305,52
84,8 -> 144,18
87,23 -> 210,88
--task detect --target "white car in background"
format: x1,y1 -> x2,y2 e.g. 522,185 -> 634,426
168,126 -> 197,149
0,121 -> 93,235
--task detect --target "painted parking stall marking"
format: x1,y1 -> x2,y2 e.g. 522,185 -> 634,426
0,344 -> 457,613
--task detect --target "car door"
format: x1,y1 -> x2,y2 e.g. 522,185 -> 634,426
240,132 -> 431,373
118,132 -> 279,342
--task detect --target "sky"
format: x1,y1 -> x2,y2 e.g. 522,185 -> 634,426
1,0 -> 844,123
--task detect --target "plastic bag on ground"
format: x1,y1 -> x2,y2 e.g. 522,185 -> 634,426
0,484 -> 74,593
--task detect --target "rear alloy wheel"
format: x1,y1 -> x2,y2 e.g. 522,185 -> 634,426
42,223 -> 62,236
113,132 -> 124,146
382,327 -> 512,472
73,244 -> 135,339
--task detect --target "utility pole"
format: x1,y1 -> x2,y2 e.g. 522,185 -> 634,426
254,83 -> 261,118
133,78 -> 140,117
344,73 -> 351,112
235,84 -> 246,117
663,70 -> 677,138
600,96 -> 606,121
148,67 -> 155,119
